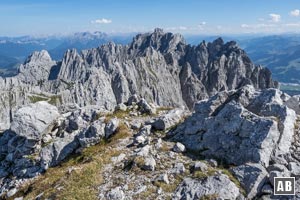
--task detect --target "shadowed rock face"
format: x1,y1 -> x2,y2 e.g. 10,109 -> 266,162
0,29 -> 278,131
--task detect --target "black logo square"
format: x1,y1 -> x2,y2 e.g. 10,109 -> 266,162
274,177 -> 295,195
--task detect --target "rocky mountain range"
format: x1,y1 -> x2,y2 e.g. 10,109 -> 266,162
0,29 -> 299,199
0,28 -> 277,131
3,32 -> 300,88
188,34 -> 300,88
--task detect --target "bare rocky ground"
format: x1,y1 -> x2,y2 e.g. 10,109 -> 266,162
5,85 -> 300,200
97,117 -> 243,200
3,97 -> 244,200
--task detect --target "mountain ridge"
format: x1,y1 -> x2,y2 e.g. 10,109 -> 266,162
0,29 -> 277,131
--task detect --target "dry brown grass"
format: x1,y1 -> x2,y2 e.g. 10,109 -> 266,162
134,156 -> 145,169
160,143 -> 170,152
193,168 -> 217,180
104,110 -> 131,123
156,106 -> 174,112
13,123 -> 132,200
153,174 -> 183,196
108,122 -> 131,144
200,193 -> 219,200
134,185 -> 157,199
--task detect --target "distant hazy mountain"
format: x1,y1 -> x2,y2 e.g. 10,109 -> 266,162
0,36 -> 65,58
0,54 -> 19,77
185,35 -> 236,45
0,32 -> 133,77
184,34 -> 263,46
0,36 -> 64,76
0,54 -> 18,68
238,35 -> 300,84
48,32 -> 133,60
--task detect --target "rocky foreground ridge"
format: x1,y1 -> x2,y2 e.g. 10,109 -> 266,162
0,29 -> 299,199
0,86 -> 299,199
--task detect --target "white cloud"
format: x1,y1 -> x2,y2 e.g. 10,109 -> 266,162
165,27 -> 176,31
290,9 -> 300,17
240,23 -> 277,29
241,24 -> 250,28
257,23 -> 276,28
91,18 -> 112,24
178,26 -> 187,30
197,22 -> 207,30
285,23 -> 300,27
165,26 -> 188,31
199,21 -> 206,26
269,13 -> 281,22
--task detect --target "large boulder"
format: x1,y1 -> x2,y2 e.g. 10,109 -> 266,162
172,174 -> 241,199
10,101 -> 60,141
169,85 -> 299,199
170,86 -> 296,167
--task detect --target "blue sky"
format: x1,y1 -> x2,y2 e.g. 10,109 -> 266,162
1,0 -> 300,36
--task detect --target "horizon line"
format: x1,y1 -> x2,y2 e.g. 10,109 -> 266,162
1,29 -> 300,38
